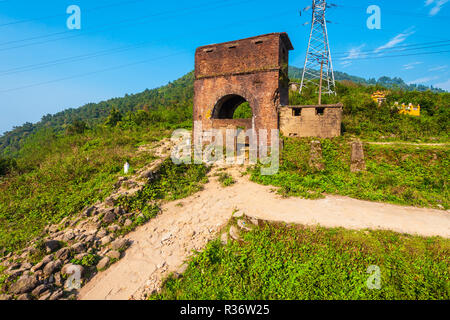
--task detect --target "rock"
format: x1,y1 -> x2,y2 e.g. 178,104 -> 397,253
21,262 -> 32,270
49,289 -> 63,300
82,206 -> 98,217
97,257 -> 110,270
309,140 -> 325,171
0,294 -> 13,300
55,247 -> 72,261
74,253 -> 88,261
102,210 -> 116,224
229,226 -> 241,241
124,219 -> 133,227
237,219 -> 252,231
44,240 -> 61,253
62,231 -> 75,242
43,259 -> 62,276
71,242 -> 86,254
249,218 -> 259,226
220,233 -> 228,245
106,250 -> 121,260
31,284 -> 49,297
96,229 -> 108,238
61,264 -> 84,278
16,293 -> 31,300
113,207 -> 125,216
110,238 -> 129,251
38,291 -> 52,300
104,197 -> 115,207
54,272 -> 63,287
233,210 -> 244,218
107,224 -> 120,233
9,274 -> 39,294
31,255 -> 53,272
350,140 -> 366,172
100,235 -> 113,246
84,235 -> 95,245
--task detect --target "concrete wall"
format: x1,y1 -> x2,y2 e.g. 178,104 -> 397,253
279,105 -> 343,138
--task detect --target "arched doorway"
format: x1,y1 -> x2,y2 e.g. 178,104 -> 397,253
212,94 -> 253,119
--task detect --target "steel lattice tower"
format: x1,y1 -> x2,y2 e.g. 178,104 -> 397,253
300,0 -> 336,100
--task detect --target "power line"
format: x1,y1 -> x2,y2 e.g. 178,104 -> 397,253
0,0 -> 265,78
0,10 -> 296,93
0,0 -> 148,28
0,0 -> 245,52
333,41 -> 450,58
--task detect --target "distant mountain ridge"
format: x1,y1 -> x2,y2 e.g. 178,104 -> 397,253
0,66 -> 445,154
288,66 -> 445,93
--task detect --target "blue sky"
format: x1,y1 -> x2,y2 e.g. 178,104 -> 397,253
0,0 -> 449,134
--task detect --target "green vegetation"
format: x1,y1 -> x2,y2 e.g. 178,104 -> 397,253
216,172 -> 236,187
251,138 -> 449,209
152,219 -> 450,300
289,79 -> 450,142
233,102 -> 253,119
115,160 -> 209,235
289,66 -> 446,93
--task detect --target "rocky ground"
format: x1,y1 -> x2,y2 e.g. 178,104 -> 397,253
0,139 -> 174,300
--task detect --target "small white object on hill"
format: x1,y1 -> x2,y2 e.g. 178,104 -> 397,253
124,162 -> 130,174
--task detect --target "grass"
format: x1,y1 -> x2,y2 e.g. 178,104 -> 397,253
217,172 -> 236,187
152,219 -> 450,300
250,137 -> 449,209
0,126 -> 167,257
115,159 -> 210,235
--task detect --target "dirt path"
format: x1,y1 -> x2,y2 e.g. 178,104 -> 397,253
78,167 -> 450,300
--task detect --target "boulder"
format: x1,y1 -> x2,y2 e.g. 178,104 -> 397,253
100,235 -> 113,246
9,275 -> 39,294
71,242 -> 86,254
0,294 -> 13,300
61,264 -> 84,278
32,284 -> 50,297
110,238 -> 129,251
55,247 -> 72,261
106,250 -> 121,260
97,257 -> 110,270
49,289 -> 63,301
237,219 -> 252,231
31,255 -> 53,272
43,259 -> 62,276
229,226 -> 241,241
124,219 -> 133,227
102,211 -> 116,224
44,240 -> 61,253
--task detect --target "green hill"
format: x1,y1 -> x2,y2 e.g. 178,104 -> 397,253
0,67 -> 448,155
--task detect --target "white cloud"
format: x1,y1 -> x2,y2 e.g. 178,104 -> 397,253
425,0 -> 449,16
408,76 -> 439,84
374,29 -> 415,53
403,62 -> 423,70
435,78 -> 450,91
339,44 -> 367,67
428,65 -> 448,72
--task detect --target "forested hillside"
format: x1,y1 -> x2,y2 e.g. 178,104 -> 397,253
0,71 -> 194,154
1,66 -> 446,155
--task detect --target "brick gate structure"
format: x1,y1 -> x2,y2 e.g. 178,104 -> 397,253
193,32 -> 342,145
193,33 -> 293,143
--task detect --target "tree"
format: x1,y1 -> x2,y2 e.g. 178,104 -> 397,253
104,107 -> 122,127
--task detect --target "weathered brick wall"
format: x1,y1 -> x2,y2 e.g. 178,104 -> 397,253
279,105 -> 343,138
193,33 -> 293,144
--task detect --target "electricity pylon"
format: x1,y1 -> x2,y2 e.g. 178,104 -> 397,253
300,0 -> 336,103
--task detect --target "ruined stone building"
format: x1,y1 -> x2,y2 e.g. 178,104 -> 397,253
193,32 -> 342,143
